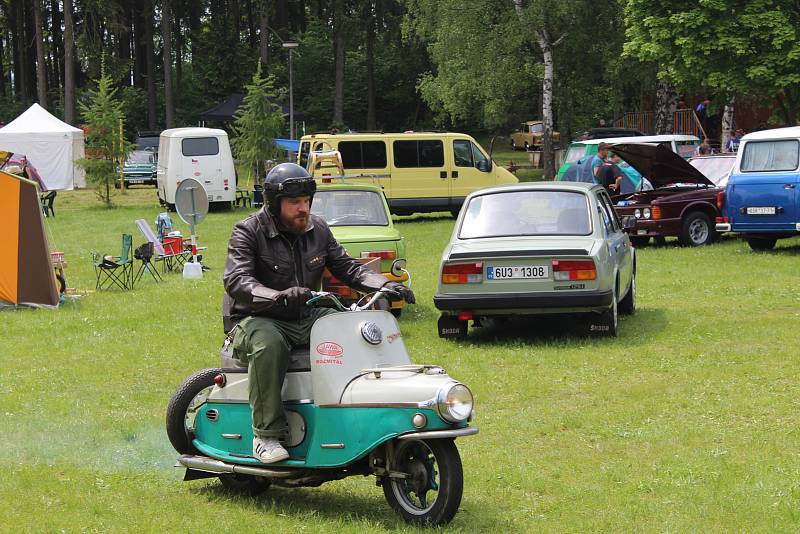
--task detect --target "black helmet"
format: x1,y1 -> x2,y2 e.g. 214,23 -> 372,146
263,163 -> 316,216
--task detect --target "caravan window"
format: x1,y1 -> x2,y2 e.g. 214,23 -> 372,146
741,140 -> 800,172
182,137 -> 219,157
338,141 -> 387,169
393,140 -> 444,168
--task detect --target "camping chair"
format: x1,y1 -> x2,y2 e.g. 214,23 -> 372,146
132,242 -> 163,287
40,191 -> 56,217
92,234 -> 134,290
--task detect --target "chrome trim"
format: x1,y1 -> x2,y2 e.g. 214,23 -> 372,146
319,402 -> 426,409
320,443 -> 345,449
716,223 -> 731,232
285,399 -> 314,405
178,454 -> 294,478
397,427 -> 479,440
221,433 -> 241,440
205,409 -> 219,422
435,382 -> 473,423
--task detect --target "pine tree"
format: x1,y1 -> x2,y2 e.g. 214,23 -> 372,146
232,63 -> 285,188
78,61 -> 132,206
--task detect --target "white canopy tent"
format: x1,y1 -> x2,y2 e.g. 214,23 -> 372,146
0,103 -> 85,190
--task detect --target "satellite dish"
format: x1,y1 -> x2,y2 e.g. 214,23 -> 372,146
174,178 -> 208,279
175,178 -> 209,226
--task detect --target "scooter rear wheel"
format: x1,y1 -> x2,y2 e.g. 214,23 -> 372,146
382,438 -> 463,526
166,368 -> 222,454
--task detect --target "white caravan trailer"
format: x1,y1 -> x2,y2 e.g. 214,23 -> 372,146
157,127 -> 236,208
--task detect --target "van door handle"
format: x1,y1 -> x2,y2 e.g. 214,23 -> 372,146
452,171 -> 459,178
440,171 -> 447,179
784,184 -> 795,189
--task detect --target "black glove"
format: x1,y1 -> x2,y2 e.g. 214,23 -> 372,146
383,282 -> 416,304
278,286 -> 313,315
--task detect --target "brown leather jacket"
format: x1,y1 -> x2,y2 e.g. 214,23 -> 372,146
222,208 -> 389,331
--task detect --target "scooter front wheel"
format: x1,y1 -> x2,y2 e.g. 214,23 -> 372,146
166,368 -> 222,454
382,438 -> 463,526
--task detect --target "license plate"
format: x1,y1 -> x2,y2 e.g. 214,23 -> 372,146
747,206 -> 777,215
636,229 -> 647,235
487,265 -> 548,280
128,179 -> 144,184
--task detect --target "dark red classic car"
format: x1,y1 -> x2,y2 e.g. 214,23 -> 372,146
610,143 -> 735,247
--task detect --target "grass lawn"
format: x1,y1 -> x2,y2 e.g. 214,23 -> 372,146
3,187 -> 800,532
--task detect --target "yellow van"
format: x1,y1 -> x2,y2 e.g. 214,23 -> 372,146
297,132 -> 518,215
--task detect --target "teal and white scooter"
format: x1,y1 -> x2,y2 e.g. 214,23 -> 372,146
166,289 -> 478,526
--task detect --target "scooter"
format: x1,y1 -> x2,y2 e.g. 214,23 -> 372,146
166,288 -> 478,526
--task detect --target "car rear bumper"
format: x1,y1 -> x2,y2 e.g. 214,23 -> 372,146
434,289 -> 613,311
625,218 -> 681,238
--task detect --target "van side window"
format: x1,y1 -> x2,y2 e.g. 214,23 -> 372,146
182,137 -> 219,157
393,140 -> 444,168
471,142 -> 488,169
453,140 -> 473,167
299,142 -> 311,167
741,140 -> 800,172
339,141 -> 387,169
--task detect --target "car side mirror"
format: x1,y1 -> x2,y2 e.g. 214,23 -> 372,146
477,159 -> 492,172
621,215 -> 637,230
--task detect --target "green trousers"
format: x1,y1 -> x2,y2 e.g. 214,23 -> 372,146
231,308 -> 337,439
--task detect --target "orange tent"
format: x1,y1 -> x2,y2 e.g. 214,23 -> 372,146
0,169 -> 59,307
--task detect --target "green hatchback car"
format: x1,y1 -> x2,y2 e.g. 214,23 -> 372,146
121,150 -> 157,187
310,182 -> 410,316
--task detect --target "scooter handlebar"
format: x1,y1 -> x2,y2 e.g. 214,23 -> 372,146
305,288 -> 396,312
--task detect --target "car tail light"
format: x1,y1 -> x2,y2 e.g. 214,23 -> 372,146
552,260 -> 596,281
442,262 -> 483,284
716,216 -> 729,223
458,311 -> 473,321
651,206 -> 661,220
214,374 -> 226,387
361,250 -> 396,260
321,176 -> 332,183
716,190 -> 725,211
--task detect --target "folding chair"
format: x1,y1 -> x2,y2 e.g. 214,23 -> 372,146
40,191 -> 56,217
132,242 -> 163,287
92,234 -> 134,290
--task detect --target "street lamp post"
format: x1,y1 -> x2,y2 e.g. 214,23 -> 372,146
282,42 -> 299,140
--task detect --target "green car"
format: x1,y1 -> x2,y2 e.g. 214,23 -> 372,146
310,182 -> 410,316
122,150 -> 157,187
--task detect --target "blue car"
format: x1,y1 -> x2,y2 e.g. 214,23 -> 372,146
716,127 -> 800,250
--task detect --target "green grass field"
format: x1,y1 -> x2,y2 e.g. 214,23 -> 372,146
3,187 -> 800,532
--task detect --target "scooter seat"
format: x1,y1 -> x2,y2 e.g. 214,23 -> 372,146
220,346 -> 311,372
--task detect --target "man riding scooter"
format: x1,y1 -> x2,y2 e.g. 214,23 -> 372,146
223,163 -> 415,464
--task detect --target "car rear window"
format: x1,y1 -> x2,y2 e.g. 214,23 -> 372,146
741,140 -> 800,172
459,190 -> 591,239
182,137 -> 219,157
311,190 -> 389,226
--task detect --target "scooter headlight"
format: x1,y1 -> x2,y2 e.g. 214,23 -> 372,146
436,383 -> 473,423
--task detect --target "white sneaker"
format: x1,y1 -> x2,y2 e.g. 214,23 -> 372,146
253,437 -> 289,463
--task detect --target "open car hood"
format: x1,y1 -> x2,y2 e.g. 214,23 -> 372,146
611,143 -> 714,187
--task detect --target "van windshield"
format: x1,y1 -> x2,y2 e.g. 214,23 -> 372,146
741,140 -> 800,172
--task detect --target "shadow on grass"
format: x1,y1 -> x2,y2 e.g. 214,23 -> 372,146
444,307 -> 668,346
393,211 -> 454,224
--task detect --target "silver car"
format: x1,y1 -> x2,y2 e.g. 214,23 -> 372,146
434,182 -> 636,338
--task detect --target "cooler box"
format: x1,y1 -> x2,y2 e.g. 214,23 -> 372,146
162,237 -> 183,255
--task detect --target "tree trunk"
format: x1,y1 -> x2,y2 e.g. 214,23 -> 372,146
162,0 -> 174,128
366,4 -> 376,130
174,1 -> 182,106
654,79 -> 677,134
9,0 -> 20,97
333,0 -> 345,125
535,30 -> 558,180
63,0 -> 75,123
133,0 -> 144,88
721,96 -> 735,151
259,1 -> 269,69
15,0 -> 29,100
50,0 -> 63,89
119,1 -> 132,86
187,0 -> 200,67
25,1 -> 37,101
247,0 -> 257,48
144,0 -> 157,129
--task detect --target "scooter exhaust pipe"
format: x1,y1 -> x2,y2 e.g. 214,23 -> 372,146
178,454 -> 295,478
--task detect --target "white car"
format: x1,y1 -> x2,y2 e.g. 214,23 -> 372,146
434,182 -> 636,338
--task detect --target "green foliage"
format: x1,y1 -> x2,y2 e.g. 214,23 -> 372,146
231,63 -> 285,187
77,63 -> 133,206
624,0 -> 800,123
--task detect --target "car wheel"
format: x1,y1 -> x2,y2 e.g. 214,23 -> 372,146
629,236 -> 650,248
679,211 -> 715,246
747,237 -> 777,251
619,272 -> 635,315
590,286 -> 618,337
511,139 -> 518,151
524,141 -> 530,151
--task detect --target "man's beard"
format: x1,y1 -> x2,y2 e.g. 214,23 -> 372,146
280,213 -> 308,235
